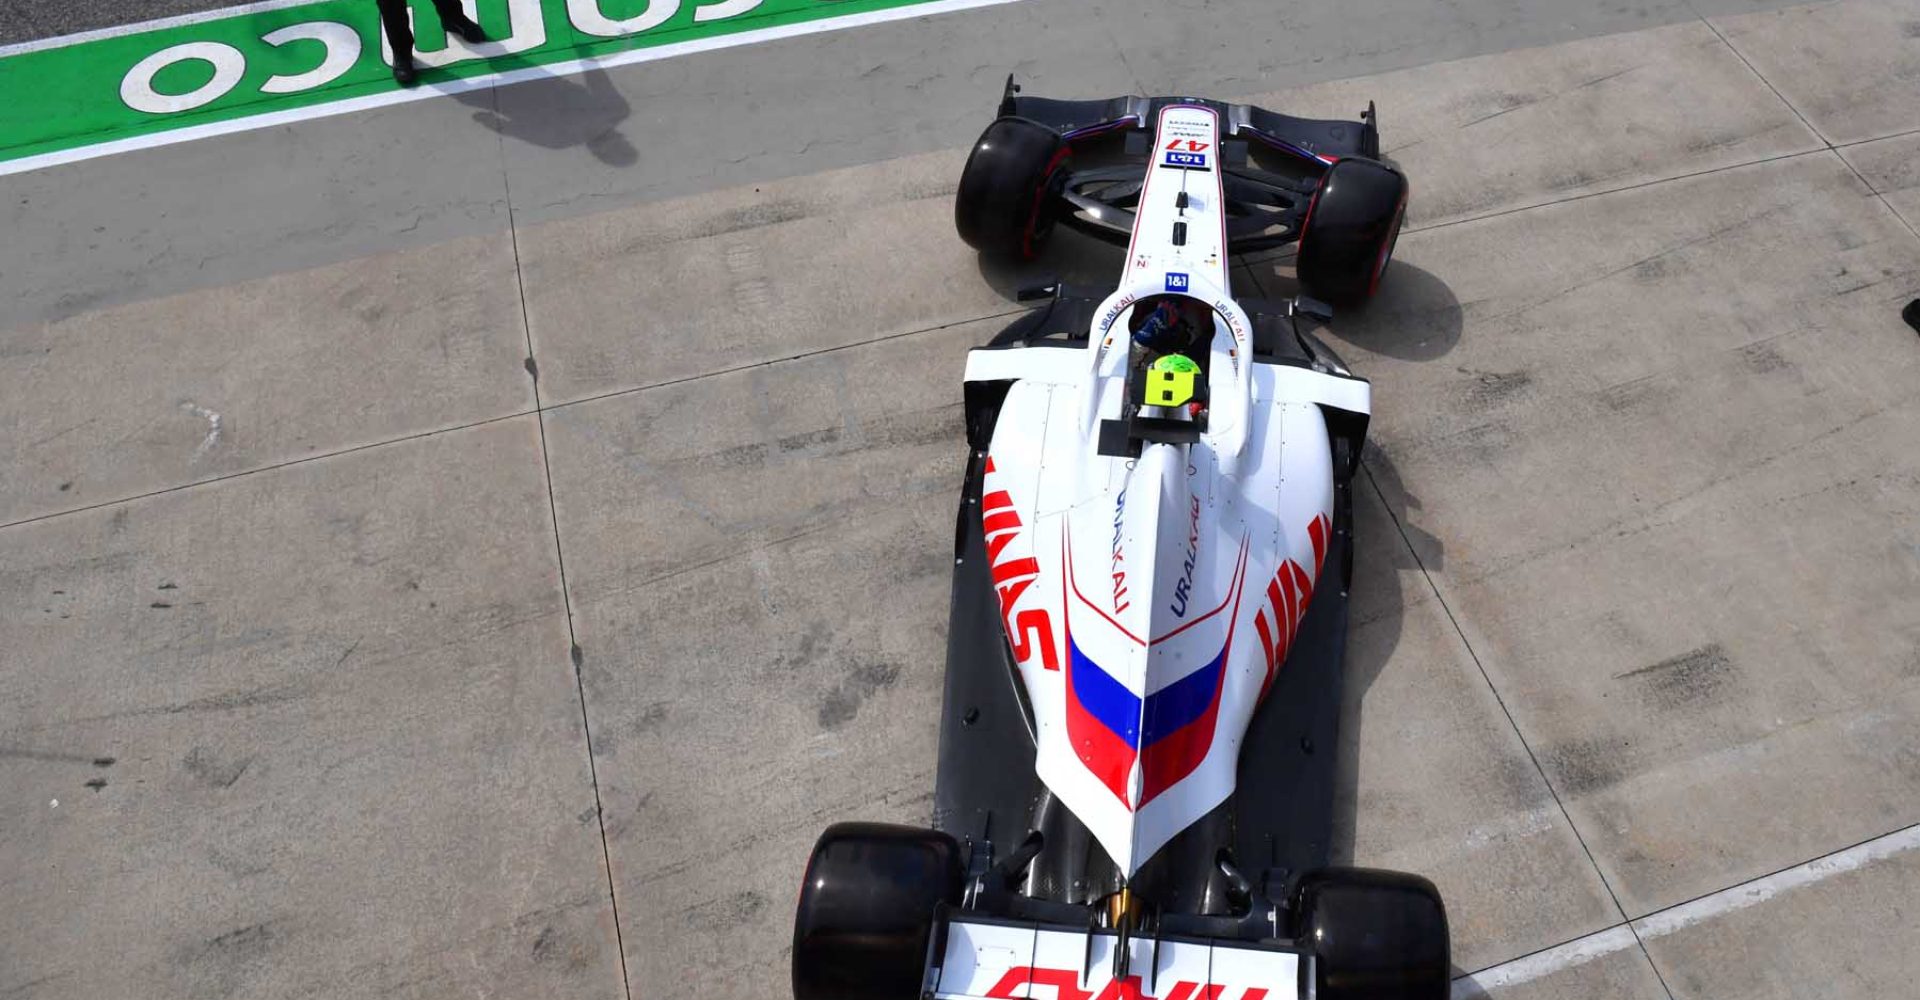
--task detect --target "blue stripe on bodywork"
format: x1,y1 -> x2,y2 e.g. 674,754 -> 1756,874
1070,638 -> 1231,751
1141,649 -> 1227,746
1068,637 -> 1141,748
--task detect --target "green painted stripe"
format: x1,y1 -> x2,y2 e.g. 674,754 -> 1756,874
0,0 -> 970,168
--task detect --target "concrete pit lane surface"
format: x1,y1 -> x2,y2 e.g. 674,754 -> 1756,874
3,0 -> 1920,997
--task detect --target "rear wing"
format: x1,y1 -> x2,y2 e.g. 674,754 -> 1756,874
929,914 -> 1310,1000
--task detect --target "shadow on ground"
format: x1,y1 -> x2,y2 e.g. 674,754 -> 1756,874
445,56 -> 638,167
1328,443 -> 1442,860
1342,447 -> 1463,978
1360,443 -> 1445,572
1329,260 -> 1464,361
971,228 -> 1130,302
1251,256 -> 1463,362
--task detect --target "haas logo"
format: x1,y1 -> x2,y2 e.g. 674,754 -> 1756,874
983,457 -> 1061,671
985,966 -> 1270,1000
1252,514 -> 1332,700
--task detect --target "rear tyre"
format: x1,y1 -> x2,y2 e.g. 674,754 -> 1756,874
956,117 -> 1068,261
792,822 -> 965,1000
1292,867 -> 1450,1000
1296,158 -> 1408,305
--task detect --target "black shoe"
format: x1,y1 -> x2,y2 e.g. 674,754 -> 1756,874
1905,298 -> 1920,335
392,60 -> 418,87
446,17 -> 487,44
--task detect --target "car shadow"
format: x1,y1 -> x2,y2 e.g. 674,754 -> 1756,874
971,227 -> 1130,302
1332,442 -> 1477,987
1327,442 -> 1440,872
1357,441 -> 1444,572
1247,255 -> 1463,362
1329,259 -> 1463,362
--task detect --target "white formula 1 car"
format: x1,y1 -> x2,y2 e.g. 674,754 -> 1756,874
793,83 -> 1448,1000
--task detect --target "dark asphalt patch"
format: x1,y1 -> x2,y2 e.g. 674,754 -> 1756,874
0,0 -> 250,46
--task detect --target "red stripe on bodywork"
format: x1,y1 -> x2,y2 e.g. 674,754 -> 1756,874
1138,684 -> 1225,804
1020,145 -> 1072,260
1061,537 -> 1137,806
992,555 -> 1040,588
1067,553 -> 1147,646
1150,583 -> 1236,645
1066,693 -> 1139,805
1255,608 -> 1281,702
1285,560 -> 1313,638
1138,540 -> 1248,806
982,509 -> 1022,537
1273,570 -> 1297,651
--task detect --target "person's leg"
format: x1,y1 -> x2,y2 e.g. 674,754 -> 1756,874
374,0 -> 419,85
428,0 -> 487,42
375,0 -> 416,58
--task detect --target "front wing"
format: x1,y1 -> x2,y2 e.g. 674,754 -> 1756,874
999,86 -> 1378,162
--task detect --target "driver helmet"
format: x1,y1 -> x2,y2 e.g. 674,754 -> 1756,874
1131,296 -> 1207,355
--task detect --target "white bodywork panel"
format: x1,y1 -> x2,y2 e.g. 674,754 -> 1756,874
931,917 -> 1303,1000
965,104 -> 1372,875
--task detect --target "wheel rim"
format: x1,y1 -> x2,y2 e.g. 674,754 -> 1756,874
1021,146 -> 1072,259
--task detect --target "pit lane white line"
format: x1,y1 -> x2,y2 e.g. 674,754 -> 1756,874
1452,926 -> 1641,998
1451,820 -> 1920,997
0,0 -> 1032,178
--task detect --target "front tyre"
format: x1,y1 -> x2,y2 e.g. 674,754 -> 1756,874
955,117 -> 1068,261
1292,867 -> 1450,1000
792,823 -> 965,1000
1296,158 -> 1409,305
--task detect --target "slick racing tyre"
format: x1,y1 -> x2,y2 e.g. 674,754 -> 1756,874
1292,867 -> 1450,1000
956,117 -> 1069,261
792,823 -> 965,1000
1296,158 -> 1409,305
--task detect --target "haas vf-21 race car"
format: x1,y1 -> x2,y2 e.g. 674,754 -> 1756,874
793,85 -> 1447,1000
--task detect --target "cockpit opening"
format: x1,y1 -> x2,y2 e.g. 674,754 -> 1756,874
1097,293 -> 1225,458
1126,294 -> 1217,421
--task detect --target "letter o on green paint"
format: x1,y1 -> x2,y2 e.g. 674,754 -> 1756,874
261,22 -> 362,95
568,0 -> 682,37
121,41 -> 247,114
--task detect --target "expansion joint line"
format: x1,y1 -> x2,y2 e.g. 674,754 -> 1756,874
1691,5 -> 1920,244
1359,464 -> 1676,1000
493,85 -> 636,1000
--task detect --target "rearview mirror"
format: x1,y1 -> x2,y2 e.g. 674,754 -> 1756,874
1016,280 -> 1061,303
1290,295 -> 1334,323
